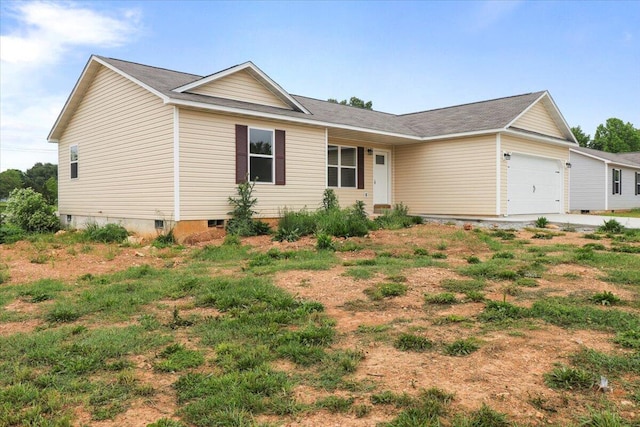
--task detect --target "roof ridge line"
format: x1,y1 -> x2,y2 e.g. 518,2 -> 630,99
397,91 -> 546,117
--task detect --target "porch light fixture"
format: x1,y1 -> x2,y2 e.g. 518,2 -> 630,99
367,148 -> 373,155
503,152 -> 511,161
565,162 -> 572,168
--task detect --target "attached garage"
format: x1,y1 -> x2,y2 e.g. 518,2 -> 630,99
507,153 -> 563,215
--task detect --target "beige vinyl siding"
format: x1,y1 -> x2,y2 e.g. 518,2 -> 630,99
179,110 -> 326,219
501,135 -> 570,214
188,70 -> 291,109
57,65 -> 174,220
328,139 -> 391,213
395,136 -> 496,215
512,102 -> 564,139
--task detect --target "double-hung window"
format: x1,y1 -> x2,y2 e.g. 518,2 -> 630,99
70,145 -> 78,179
612,168 -> 622,195
249,128 -> 274,183
635,172 -> 640,196
327,145 -> 356,188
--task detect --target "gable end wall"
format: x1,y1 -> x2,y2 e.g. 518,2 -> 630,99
57,65 -> 175,222
512,102 -> 565,139
188,70 -> 291,109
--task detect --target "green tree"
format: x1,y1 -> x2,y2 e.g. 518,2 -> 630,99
570,126 -> 591,147
0,169 -> 24,199
328,96 -> 373,110
4,188 -> 59,233
24,163 -> 58,201
591,118 -> 640,153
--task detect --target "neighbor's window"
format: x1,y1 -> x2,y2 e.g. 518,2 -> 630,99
70,145 -> 78,179
612,168 -> 622,195
327,145 -> 356,188
249,128 -> 273,183
635,172 -> 640,196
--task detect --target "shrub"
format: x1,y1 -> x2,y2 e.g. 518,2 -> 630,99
0,222 -> 25,244
4,188 -> 59,233
589,291 -> 621,306
322,188 -> 339,211
315,233 -> 335,251
535,217 -> 549,228
599,219 -> 623,234
84,222 -> 129,243
544,365 -> 593,390
375,203 -> 422,230
226,180 -> 270,236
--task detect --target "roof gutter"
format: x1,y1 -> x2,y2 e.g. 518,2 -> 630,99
502,128 -> 576,148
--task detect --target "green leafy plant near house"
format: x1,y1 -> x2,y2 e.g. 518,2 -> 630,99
226,180 -> 271,236
2,188 -> 59,238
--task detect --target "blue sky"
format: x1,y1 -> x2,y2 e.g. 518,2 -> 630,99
1,0 -> 639,172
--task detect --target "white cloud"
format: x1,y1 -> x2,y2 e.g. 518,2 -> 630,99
0,1 -> 141,171
0,1 -> 141,65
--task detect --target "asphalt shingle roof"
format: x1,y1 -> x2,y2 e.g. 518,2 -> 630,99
571,146 -> 640,167
96,56 -> 566,141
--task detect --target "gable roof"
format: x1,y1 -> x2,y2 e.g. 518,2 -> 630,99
571,146 -> 640,169
173,61 -> 310,114
48,55 -> 579,146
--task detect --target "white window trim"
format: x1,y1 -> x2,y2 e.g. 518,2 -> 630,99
612,168 -> 622,195
70,145 -> 78,180
248,127 -> 275,184
327,144 -> 357,188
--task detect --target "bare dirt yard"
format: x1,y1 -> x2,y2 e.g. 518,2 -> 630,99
1,222 -> 638,426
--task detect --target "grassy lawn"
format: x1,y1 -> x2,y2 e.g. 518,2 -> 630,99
600,208 -> 640,218
1,224 -> 639,426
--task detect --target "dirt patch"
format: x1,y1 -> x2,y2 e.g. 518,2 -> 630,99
1,224 -> 638,426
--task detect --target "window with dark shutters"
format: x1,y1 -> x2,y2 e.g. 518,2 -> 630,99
236,125 -> 285,185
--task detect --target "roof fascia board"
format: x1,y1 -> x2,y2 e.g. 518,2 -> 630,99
542,92 -> 577,143
504,91 -> 577,143
48,56 -> 99,142
166,99 -> 422,141
94,56 -> 169,102
504,91 -> 547,130
502,128 -> 576,148
173,62 -> 311,115
570,148 -> 640,169
48,55 -> 169,142
419,129 -> 503,142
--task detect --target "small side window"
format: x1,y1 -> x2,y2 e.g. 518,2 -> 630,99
612,168 -> 621,195
70,145 -> 78,179
636,172 -> 640,196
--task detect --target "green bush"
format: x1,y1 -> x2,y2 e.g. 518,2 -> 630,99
321,188 -> 339,211
84,223 -> 129,243
226,181 -> 270,236
0,222 -> 25,244
535,217 -> 549,228
375,203 -> 423,230
4,188 -> 59,233
315,233 -> 335,251
599,219 -> 624,234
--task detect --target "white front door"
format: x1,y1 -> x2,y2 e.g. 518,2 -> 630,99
373,151 -> 389,205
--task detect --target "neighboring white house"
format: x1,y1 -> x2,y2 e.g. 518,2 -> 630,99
570,146 -> 640,212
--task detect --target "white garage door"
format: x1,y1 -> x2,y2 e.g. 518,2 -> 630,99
507,154 -> 562,215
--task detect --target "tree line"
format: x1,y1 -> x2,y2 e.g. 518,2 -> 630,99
571,118 -> 639,153
0,163 -> 58,203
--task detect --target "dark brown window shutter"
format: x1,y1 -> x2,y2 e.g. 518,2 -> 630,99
235,125 -> 248,183
275,130 -> 286,185
357,147 -> 365,189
